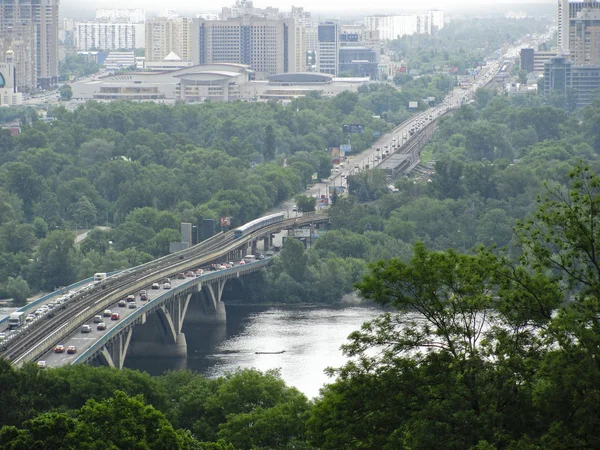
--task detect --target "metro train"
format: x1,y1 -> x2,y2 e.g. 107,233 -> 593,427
233,213 -> 286,239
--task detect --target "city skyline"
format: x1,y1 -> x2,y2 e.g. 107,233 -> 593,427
62,0 -> 553,17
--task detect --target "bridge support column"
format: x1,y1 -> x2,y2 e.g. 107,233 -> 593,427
126,293 -> 191,360
184,280 -> 227,324
98,328 -> 133,369
263,236 -> 269,251
251,240 -> 257,255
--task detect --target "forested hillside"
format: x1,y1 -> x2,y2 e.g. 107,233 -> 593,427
0,77 -> 453,299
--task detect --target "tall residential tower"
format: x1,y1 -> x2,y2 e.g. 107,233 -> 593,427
0,0 -> 59,90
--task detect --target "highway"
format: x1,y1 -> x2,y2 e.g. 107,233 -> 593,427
267,58 -> 502,216
39,263 -> 259,367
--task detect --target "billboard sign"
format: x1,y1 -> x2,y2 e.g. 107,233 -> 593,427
409,101 -> 418,108
342,124 -> 365,134
329,185 -> 345,195
330,147 -> 341,164
340,144 -> 351,155
220,217 -> 231,227
289,229 -> 310,238
311,172 -> 318,181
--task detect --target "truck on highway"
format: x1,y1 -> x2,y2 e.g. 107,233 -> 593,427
8,311 -> 25,330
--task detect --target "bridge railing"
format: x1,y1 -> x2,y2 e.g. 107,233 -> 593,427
70,259 -> 271,366
0,271 -> 124,328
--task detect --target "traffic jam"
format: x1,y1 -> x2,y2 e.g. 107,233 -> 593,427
37,255 -> 265,368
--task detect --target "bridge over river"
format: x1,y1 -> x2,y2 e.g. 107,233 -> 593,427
0,213 -> 329,370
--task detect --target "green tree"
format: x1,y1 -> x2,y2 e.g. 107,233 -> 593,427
294,194 -> 316,213
263,125 -> 276,161
35,230 -> 76,289
59,85 -> 72,101
73,196 -> 97,227
280,238 -> 308,282
5,276 -> 30,305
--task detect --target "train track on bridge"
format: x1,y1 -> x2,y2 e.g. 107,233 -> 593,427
391,68 -> 501,178
2,214 -> 328,367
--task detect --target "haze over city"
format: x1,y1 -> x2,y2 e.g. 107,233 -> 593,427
4,0 -> 600,447
61,0 -> 556,18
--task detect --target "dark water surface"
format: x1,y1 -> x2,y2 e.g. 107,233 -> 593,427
125,304 -> 382,398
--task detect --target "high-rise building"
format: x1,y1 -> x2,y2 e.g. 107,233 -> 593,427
558,0 -> 600,54
76,23 -> 145,51
572,8 -> 600,65
0,0 -> 59,90
317,22 -> 338,75
146,17 -> 193,62
192,16 -> 297,77
365,10 -> 444,41
521,48 -> 535,72
295,23 -> 307,72
75,8 -> 145,52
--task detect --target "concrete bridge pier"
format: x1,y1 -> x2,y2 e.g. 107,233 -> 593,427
126,292 -> 192,360
98,328 -> 133,369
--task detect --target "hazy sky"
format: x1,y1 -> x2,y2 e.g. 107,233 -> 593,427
63,0 -> 554,18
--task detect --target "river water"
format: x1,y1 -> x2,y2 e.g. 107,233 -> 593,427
125,304 -> 383,399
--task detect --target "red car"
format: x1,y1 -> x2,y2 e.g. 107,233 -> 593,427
177,273 -> 186,279
67,346 -> 77,354
111,312 -> 120,320
54,345 -> 65,353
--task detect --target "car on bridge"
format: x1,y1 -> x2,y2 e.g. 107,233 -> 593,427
97,322 -> 106,330
111,312 -> 120,320
140,291 -> 148,301
163,282 -> 171,289
81,325 -> 92,333
54,345 -> 65,353
128,302 -> 137,309
151,283 -> 160,290
186,271 -> 195,278
37,361 -> 47,369
118,300 -> 127,307
67,346 -> 76,354
177,273 -> 186,280
103,310 -> 112,317
126,295 -> 135,302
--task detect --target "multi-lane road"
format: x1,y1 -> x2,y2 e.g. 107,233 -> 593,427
39,272 -> 195,367
268,59 -> 502,216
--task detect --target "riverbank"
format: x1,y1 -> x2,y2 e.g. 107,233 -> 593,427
225,291 -> 367,307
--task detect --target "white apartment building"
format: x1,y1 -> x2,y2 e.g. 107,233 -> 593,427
76,23 -> 145,51
365,10 -> 444,40
192,16 -> 297,77
146,17 -> 193,62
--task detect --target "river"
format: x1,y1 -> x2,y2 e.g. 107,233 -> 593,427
125,304 -> 383,399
